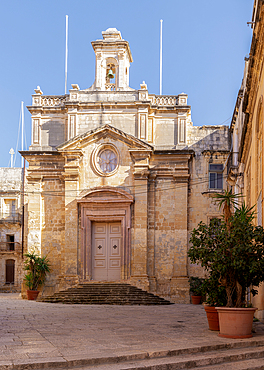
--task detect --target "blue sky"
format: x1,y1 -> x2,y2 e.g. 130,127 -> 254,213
0,0 -> 254,167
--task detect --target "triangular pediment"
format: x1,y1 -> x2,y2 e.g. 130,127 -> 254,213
57,124 -> 153,152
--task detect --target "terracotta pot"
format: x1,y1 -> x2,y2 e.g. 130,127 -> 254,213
204,305 -> 219,331
191,295 -> 201,304
216,307 -> 257,338
26,290 -> 40,300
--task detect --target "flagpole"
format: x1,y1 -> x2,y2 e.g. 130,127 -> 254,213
65,15 -> 68,95
160,19 -> 163,96
21,101 -> 24,168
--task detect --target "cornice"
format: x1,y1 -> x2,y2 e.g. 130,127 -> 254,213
244,5 -> 264,116
241,3 -> 264,162
149,166 -> 190,181
27,106 -> 67,114
20,150 -> 63,159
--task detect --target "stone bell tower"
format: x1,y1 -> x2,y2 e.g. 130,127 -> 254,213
90,28 -> 133,91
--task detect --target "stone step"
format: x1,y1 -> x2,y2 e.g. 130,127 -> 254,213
65,288 -> 159,294
43,298 -> 169,304
54,290 -> 163,295
41,282 -> 171,305
45,300 -> 167,306
51,295 -> 165,300
30,344 -> 264,370
193,358 -> 264,369
52,294 -> 165,300
44,295 -> 165,300
52,291 -> 166,297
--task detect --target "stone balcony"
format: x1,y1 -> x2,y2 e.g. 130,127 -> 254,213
0,212 -> 22,224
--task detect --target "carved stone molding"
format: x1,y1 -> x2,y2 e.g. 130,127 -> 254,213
133,170 -> 150,180
77,187 -> 134,281
129,149 -> 151,163
91,143 -> 120,177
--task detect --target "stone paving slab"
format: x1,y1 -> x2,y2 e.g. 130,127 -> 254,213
0,293 -> 264,369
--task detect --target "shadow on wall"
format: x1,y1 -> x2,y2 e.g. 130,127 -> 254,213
42,121 -> 65,149
188,128 -> 230,153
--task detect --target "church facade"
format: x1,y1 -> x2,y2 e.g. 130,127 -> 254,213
22,28 -> 230,302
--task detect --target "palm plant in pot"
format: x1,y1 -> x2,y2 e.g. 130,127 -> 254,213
188,190 -> 264,338
188,276 -> 204,304
24,251 -> 50,300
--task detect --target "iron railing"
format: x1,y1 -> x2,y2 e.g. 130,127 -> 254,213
0,242 -> 22,253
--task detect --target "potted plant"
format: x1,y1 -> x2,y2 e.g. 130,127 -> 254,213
202,273 -> 227,331
24,251 -> 50,300
188,276 -> 204,304
188,190 -> 264,338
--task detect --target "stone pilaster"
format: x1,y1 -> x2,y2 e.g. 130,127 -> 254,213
26,176 -> 42,254
130,149 -> 151,291
147,173 -> 157,293
149,153 -> 191,303
60,151 -> 82,290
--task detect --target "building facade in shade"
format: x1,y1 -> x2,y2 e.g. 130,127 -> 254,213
22,28 -> 230,302
228,0 -> 264,320
0,168 -> 24,291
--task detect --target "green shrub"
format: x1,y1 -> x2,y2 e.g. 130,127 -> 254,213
188,276 -> 204,296
24,251 -> 50,291
188,202 -> 264,308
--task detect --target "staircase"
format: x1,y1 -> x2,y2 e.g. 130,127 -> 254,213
40,282 -> 172,305
0,285 -> 20,293
31,341 -> 264,370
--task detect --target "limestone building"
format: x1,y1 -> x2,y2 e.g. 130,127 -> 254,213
0,168 -> 24,291
22,28 -> 230,302
228,0 -> 264,320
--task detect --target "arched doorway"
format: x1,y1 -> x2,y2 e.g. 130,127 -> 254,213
6,259 -> 15,284
78,187 -> 133,281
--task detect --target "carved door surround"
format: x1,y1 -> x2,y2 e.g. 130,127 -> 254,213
78,187 -> 134,281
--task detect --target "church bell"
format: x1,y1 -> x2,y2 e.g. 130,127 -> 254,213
107,69 -> 115,79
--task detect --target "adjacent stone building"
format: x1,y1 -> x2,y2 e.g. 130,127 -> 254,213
228,0 -> 264,320
22,28 -> 230,302
0,168 -> 24,291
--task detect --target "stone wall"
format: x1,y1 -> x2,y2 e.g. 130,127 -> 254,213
0,168 -> 24,292
0,168 -> 22,190
187,125 -> 230,278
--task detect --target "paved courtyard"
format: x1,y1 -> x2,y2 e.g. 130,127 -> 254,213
1,293 -> 264,369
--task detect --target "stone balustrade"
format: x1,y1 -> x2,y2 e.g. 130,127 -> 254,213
31,93 -> 188,107
41,96 -> 66,106
149,95 -> 177,106
32,95 -> 67,107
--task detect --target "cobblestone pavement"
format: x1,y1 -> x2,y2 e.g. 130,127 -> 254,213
0,293 -> 264,368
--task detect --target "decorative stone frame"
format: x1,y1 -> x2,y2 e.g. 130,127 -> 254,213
90,143 -> 120,177
77,187 -> 134,281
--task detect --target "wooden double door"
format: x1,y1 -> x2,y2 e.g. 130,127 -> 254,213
92,222 -> 122,281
